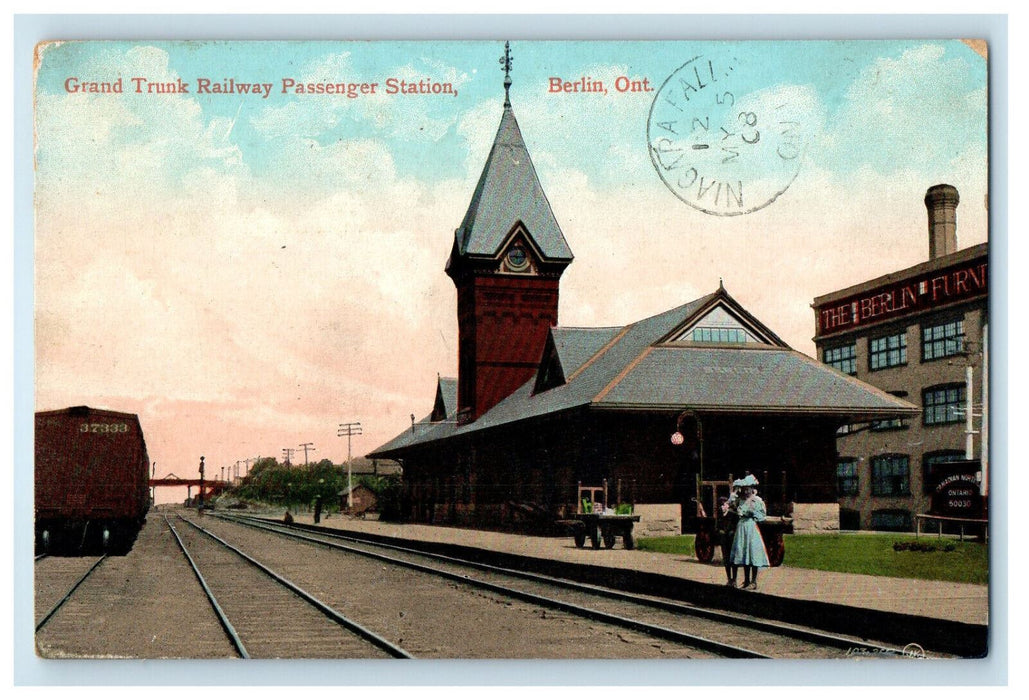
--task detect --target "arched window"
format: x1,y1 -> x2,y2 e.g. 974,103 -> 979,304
823,343 -> 856,375
869,331 -> 907,370
871,454 -> 910,497
836,457 -> 859,496
922,318 -> 965,361
923,384 -> 966,425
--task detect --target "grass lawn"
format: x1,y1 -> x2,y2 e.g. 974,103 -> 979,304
636,533 -> 989,585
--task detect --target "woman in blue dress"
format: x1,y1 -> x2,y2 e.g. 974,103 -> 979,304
730,475 -> 770,590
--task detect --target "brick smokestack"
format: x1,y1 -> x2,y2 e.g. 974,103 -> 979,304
924,184 -> 960,260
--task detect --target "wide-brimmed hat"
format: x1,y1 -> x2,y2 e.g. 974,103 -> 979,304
738,474 -> 759,487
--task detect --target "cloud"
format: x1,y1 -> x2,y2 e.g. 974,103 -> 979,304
36,47 -> 248,198
821,44 -> 987,175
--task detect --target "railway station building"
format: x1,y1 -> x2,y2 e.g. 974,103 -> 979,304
369,78 -> 919,534
812,185 -> 988,532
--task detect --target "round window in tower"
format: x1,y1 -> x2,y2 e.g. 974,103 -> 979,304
506,246 -> 529,272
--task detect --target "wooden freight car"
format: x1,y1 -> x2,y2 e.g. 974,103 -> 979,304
35,406 -> 151,555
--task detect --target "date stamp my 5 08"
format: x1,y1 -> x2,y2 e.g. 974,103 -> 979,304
647,53 -> 809,216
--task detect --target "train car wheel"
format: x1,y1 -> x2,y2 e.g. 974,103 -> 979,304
694,530 -> 715,563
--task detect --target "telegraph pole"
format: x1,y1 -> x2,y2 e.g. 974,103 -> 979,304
338,422 -> 362,510
299,442 -> 316,467
198,456 -> 205,514
282,448 -> 294,467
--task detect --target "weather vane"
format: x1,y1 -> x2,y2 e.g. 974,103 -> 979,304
499,41 -> 513,107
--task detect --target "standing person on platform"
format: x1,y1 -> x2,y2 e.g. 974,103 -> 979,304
731,474 -> 770,590
719,485 -> 741,587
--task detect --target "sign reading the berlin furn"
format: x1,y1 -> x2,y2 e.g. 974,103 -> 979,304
815,256 -> 988,335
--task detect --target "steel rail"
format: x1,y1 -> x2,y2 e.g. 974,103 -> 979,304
163,515 -> 250,658
35,555 -> 107,631
236,514 -> 905,657
178,515 -> 413,659
218,513 -> 766,659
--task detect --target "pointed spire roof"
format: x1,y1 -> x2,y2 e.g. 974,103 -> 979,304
449,103 -> 572,266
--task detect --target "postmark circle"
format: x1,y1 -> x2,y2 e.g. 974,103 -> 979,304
647,54 -> 806,216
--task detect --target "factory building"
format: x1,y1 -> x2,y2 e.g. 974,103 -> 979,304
370,69 -> 918,534
812,185 -> 988,531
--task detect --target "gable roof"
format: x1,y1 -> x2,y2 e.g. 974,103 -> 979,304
446,106 -> 573,267
431,376 -> 457,422
369,287 -> 919,459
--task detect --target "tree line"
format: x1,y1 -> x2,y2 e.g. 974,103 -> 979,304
225,457 -> 402,519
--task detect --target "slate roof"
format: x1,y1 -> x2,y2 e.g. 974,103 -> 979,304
368,287 -> 920,459
550,327 -> 622,377
447,106 -> 573,265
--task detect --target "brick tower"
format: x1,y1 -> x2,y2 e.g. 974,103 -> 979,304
445,43 -> 573,423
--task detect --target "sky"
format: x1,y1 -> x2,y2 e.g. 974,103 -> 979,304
32,39 -> 989,502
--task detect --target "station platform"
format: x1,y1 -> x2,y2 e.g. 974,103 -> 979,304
284,512 -> 988,626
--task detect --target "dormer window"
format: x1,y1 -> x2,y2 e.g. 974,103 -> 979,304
690,327 -> 749,343
532,336 -> 566,394
665,303 -> 770,345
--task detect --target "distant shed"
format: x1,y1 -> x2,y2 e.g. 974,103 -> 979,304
339,484 -> 378,514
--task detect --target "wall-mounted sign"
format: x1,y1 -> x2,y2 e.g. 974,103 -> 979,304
929,460 -> 984,519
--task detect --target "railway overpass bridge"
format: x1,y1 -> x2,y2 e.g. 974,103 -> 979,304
150,473 -> 230,503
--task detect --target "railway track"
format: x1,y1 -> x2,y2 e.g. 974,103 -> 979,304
166,515 -> 408,659
214,513 -> 917,659
180,514 -> 721,658
35,554 -> 108,631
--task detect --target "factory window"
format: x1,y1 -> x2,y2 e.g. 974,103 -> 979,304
922,450 -> 968,495
836,458 -> 859,496
870,332 -> 907,370
691,326 -> 748,343
922,319 -> 965,361
871,454 -> 910,497
870,417 -> 905,431
923,384 -> 966,425
823,343 -> 856,375
870,509 -> 912,532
